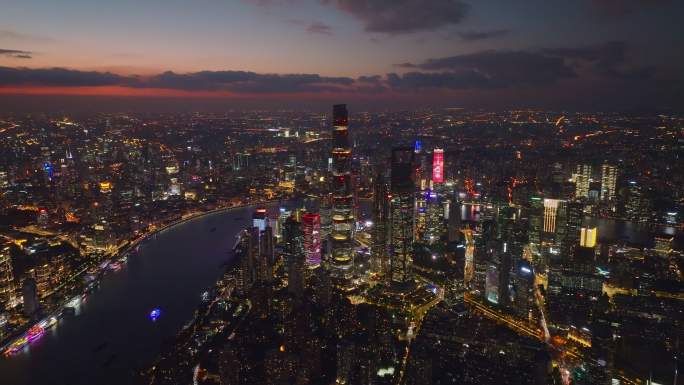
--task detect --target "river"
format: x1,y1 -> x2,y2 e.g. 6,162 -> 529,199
0,204 -> 264,385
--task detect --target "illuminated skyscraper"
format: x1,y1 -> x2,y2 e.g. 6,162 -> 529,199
580,227 -> 598,248
235,226 -> 264,296
424,190 -> 443,244
283,216 -> 305,298
302,213 -> 321,267
543,198 -> 562,233
248,226 -> 260,285
541,198 -> 569,268
574,164 -> 592,198
485,264 -> 500,304
414,193 -> 427,240
252,207 -> 268,232
562,201 -> 583,258
259,226 -> 274,283
600,164 -> 618,202
389,147 -> 415,287
275,207 -> 290,241
319,195 -> 332,262
0,246 -> 16,310
330,104 -> 354,282
626,180 -> 649,222
234,230 -> 252,296
528,196 -> 543,246
432,148 -> 444,183
512,260 -> 535,320
371,169 -> 389,276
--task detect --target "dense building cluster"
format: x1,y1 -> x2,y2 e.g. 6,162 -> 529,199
1,108 -> 683,384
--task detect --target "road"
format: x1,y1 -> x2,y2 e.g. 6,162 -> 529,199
464,293 -> 543,339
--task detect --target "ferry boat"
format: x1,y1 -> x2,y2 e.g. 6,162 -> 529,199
38,317 -> 58,330
27,325 -> 45,342
149,308 -> 161,321
4,336 -> 28,356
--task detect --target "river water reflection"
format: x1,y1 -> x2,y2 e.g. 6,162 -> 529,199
0,205 -> 261,385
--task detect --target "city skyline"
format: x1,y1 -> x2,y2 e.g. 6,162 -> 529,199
1,2 -> 683,384
1,0 -> 683,111
0,106 -> 682,385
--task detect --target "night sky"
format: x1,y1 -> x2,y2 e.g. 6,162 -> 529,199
0,0 -> 682,111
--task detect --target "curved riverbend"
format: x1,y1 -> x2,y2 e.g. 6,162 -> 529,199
0,204 -> 263,385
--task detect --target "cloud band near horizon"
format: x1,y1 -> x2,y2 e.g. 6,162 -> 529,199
0,41 -> 678,99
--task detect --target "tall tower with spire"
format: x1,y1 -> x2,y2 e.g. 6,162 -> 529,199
329,104 -> 354,283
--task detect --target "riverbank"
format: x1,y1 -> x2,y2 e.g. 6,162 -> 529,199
1,199 -> 278,357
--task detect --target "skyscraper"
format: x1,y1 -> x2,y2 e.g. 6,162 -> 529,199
283,216 -> 305,298
447,198 -> 462,243
252,207 -> 268,232
600,164 -> 618,202
580,227 -> 598,248
302,213 -> 321,268
512,260 -> 535,320
0,246 -> 16,310
626,180 -> 649,221
22,277 -> 39,317
234,227 -> 262,296
259,226 -> 274,283
562,200 -> 583,259
389,147 -> 415,287
330,104 -> 354,282
528,196 -> 543,246
371,169 -> 389,276
543,198 -> 563,234
574,164 -> 592,198
424,190 -> 443,244
485,263 -> 500,304
248,226 -> 260,285
432,148 -> 444,184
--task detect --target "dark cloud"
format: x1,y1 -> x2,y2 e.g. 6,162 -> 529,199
0,49 -> 33,59
0,40 -> 668,100
355,74 -> 387,92
0,67 -> 355,93
590,0 -> 672,16
394,41 -> 654,90
393,62 -> 417,69
306,22 -> 334,35
250,0 -> 469,34
414,50 -> 577,86
386,70 -> 491,89
139,71 -> 354,93
541,41 -> 654,79
457,29 -> 509,41
322,0 -> 469,33
0,66 -> 126,86
357,75 -> 382,83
